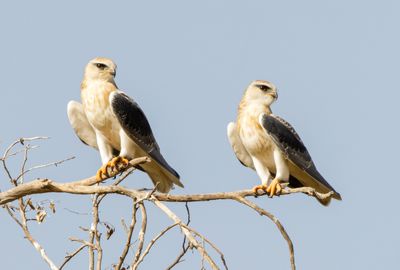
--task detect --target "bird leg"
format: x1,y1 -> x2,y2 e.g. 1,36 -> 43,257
96,156 -> 130,180
266,178 -> 282,197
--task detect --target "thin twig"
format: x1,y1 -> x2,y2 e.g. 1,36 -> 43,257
16,156 -> 75,182
114,201 -> 138,270
166,203 -> 191,269
180,223 -> 228,270
19,145 -> 30,184
0,145 -> 39,160
166,243 -> 190,270
14,196 -> 59,270
59,244 -> 88,270
2,138 -> 58,270
132,223 -> 179,269
234,197 -> 296,270
1,136 -> 49,183
152,198 -> 220,270
131,202 -> 147,268
69,237 -> 98,250
91,194 -> 102,270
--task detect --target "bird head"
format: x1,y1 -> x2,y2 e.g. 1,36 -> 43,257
244,80 -> 278,106
84,57 -> 117,82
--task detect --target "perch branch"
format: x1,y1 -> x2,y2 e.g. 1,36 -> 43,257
0,142 -> 336,270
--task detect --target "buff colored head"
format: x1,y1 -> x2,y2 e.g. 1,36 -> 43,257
84,57 -> 117,82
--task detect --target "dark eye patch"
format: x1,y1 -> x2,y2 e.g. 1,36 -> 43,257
95,63 -> 108,69
256,84 -> 271,91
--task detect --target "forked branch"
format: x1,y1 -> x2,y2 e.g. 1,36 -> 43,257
0,137 -> 336,270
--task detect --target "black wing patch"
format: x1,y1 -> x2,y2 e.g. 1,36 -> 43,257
260,114 -> 336,192
111,92 -> 158,151
111,92 -> 179,179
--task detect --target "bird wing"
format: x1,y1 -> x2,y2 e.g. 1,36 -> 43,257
109,91 -> 183,188
227,122 -> 254,169
67,101 -> 98,149
260,113 -> 341,200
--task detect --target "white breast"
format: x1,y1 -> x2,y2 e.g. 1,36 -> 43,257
238,103 -> 276,172
81,81 -> 122,150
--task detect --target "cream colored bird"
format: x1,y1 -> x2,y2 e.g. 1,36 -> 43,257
67,57 -> 183,193
227,80 -> 341,205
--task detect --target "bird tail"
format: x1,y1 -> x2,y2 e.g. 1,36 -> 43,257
141,161 -> 184,193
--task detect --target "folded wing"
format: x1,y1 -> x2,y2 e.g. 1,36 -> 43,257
260,113 -> 341,201
67,101 -> 98,149
109,91 -> 183,189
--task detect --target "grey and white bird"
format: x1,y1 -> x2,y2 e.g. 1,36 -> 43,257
67,57 -> 183,193
227,80 -> 341,205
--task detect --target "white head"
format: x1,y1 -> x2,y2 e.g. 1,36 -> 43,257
84,57 -> 117,82
243,80 -> 278,107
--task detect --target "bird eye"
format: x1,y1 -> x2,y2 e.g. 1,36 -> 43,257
95,63 -> 107,69
257,84 -> 271,91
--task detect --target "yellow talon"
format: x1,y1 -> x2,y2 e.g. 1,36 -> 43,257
266,178 -> 282,197
252,184 -> 268,195
96,156 -> 130,181
96,169 -> 103,180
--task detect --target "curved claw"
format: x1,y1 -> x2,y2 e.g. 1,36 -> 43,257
252,184 -> 268,195
266,178 -> 282,197
96,156 -> 130,181
96,164 -> 109,180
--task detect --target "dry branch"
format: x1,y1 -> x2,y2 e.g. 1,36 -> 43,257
1,137 -> 336,270
115,201 -> 138,270
152,198 -> 220,270
132,223 -> 179,269
59,244 -> 87,270
0,178 -> 333,207
131,202 -> 148,268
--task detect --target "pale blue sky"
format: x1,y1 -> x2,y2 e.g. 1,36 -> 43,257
1,1 -> 399,269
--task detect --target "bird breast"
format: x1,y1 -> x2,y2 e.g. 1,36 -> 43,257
81,80 -> 121,146
237,102 -> 274,156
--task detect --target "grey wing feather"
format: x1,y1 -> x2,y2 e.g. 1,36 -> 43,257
67,101 -> 120,156
227,122 -> 254,169
110,91 -> 180,180
67,101 -> 98,149
260,113 -> 340,198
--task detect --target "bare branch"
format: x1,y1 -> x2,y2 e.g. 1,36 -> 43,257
131,202 -> 147,269
59,244 -> 88,270
9,197 -> 59,270
69,237 -> 98,250
132,223 -> 179,269
1,136 -> 49,183
152,198 -> 220,270
0,157 -> 151,205
165,243 -> 190,270
180,223 -> 228,270
0,142 -> 334,270
16,156 -> 75,182
115,201 -> 138,270
0,179 -> 333,207
92,194 -> 102,270
234,197 -> 295,270
166,203 -> 191,270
